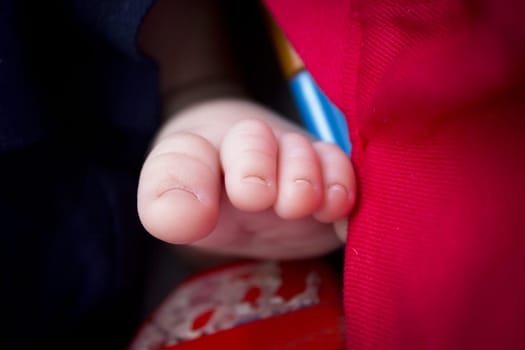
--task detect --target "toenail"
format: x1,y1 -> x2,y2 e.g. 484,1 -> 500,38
293,177 -> 313,186
328,183 -> 347,194
242,175 -> 270,187
158,186 -> 200,201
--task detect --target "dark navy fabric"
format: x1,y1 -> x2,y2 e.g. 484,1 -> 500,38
0,0 -> 163,348
0,0 -> 44,150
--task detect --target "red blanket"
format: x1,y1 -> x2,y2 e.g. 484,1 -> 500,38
265,0 -> 525,348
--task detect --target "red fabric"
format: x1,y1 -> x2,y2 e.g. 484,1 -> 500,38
264,0 -> 525,349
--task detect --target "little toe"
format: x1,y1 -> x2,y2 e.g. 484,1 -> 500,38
312,142 -> 356,223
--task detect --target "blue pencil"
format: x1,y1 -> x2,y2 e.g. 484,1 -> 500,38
266,14 -> 351,154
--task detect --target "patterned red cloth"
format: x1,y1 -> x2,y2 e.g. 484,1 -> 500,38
265,0 -> 525,348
